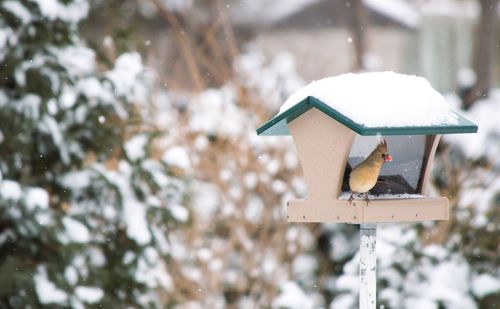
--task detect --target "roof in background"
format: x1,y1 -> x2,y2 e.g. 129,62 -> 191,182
231,0 -> 421,30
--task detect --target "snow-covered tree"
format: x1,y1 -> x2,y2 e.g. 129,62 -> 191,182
0,0 -> 186,307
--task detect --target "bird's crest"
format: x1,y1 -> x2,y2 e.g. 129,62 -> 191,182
377,139 -> 388,152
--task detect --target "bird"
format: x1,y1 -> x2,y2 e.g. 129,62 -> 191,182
348,140 -> 393,205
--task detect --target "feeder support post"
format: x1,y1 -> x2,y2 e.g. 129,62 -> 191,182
360,223 -> 377,309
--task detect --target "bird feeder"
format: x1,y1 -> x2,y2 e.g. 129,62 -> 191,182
257,75 -> 477,224
257,72 -> 477,309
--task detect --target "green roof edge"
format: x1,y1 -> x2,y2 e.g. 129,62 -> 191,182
256,96 -> 478,136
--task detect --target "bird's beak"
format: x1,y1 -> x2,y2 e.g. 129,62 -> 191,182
386,154 -> 393,162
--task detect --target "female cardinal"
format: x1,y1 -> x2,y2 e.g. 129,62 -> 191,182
348,140 -> 393,204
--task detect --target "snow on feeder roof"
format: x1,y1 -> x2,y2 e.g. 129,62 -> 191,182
257,72 -> 478,136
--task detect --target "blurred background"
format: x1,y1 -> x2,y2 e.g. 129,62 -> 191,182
0,0 -> 498,308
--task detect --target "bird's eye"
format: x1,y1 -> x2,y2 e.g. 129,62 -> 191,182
381,154 -> 386,158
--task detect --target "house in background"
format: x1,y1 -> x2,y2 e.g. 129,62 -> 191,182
232,0 -> 497,93
232,0 -> 419,82
111,0 -> 498,93
416,1 -> 481,92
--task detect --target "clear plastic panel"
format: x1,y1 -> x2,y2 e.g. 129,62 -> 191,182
342,135 -> 426,194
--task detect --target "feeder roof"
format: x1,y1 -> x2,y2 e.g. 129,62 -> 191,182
257,72 -> 478,136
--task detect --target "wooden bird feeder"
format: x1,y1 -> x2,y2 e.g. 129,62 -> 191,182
257,96 -> 477,224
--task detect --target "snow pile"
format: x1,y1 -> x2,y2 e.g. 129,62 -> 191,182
0,180 -> 22,201
135,247 -> 173,290
107,52 -> 147,101
55,46 -> 96,77
62,217 -> 90,243
169,204 -> 189,222
0,181 -> 50,212
75,286 -> 104,303
472,274 -> 500,298
280,72 -> 459,127
163,146 -> 191,170
25,187 -> 49,210
402,253 -> 475,308
101,166 -> 152,245
273,281 -> 315,309
31,0 -> 89,22
125,135 -> 148,161
2,1 -> 32,24
188,87 -> 247,138
34,266 -> 68,304
0,29 -> 16,61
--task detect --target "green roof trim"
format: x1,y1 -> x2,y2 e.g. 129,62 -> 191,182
256,96 -> 478,136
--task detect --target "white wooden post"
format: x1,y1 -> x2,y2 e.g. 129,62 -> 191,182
359,223 -> 377,309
